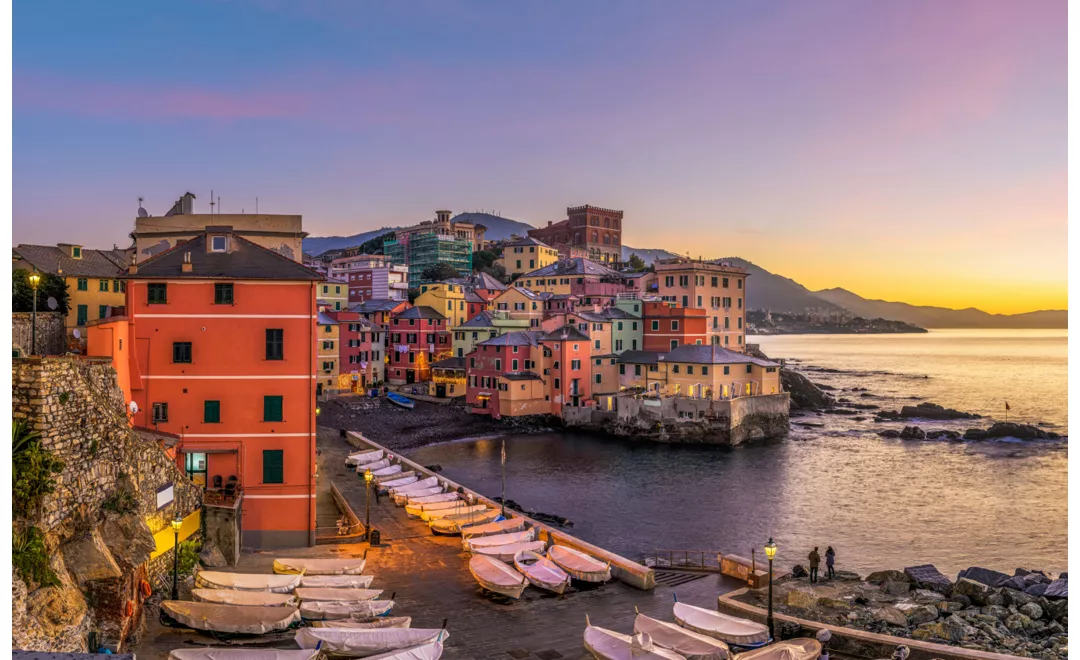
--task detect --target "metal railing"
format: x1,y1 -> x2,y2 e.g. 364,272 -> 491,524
641,549 -> 722,573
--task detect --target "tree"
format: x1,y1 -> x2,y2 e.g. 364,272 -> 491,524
421,263 -> 461,282
472,249 -> 499,272
407,287 -> 422,303
357,231 -> 394,255
12,269 -> 69,315
487,263 -> 509,284
626,253 -> 647,273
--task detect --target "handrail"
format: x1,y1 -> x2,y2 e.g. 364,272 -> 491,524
641,548 -> 723,572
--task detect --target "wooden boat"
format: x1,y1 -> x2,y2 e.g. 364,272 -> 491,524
393,487 -> 443,506
420,503 -> 486,522
468,554 -> 527,599
371,464 -> 403,478
161,601 -> 301,634
379,474 -> 419,490
312,616 -> 412,629
345,449 -> 384,466
405,499 -> 464,519
354,458 -> 391,473
672,601 -> 769,647
170,650 -> 317,660
731,639 -> 820,660
273,556 -> 366,575
191,589 -> 298,607
295,627 -> 447,656
300,574 -> 375,588
583,615 -> 683,660
390,476 -> 439,495
194,570 -> 301,593
460,517 -> 526,541
549,546 -> 612,583
386,392 -> 415,410
299,600 -> 394,620
472,540 -> 547,563
463,529 -> 535,551
634,609 -> 730,660
513,550 -> 570,594
400,490 -> 454,507
429,508 -> 501,534
293,587 -> 382,602
377,471 -> 416,487
349,639 -> 444,660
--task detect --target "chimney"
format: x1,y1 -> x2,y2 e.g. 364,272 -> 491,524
128,252 -> 137,274
181,252 -> 193,273
547,221 -> 553,227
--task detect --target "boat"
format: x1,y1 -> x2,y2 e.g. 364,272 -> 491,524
299,600 -> 394,620
548,546 -> 612,583
472,540 -> 548,563
299,574 -> 375,588
371,464 -> 403,478
731,639 -> 820,660
672,601 -> 770,647
402,493 -> 458,511
294,627 -> 447,656
194,570 -> 302,593
169,650 -> 318,660
390,476 -> 439,495
361,639 -> 444,660
273,556 -> 366,575
191,589 -> 298,607
634,609 -> 730,660
345,449 -> 384,466
468,554 -> 527,599
420,503 -> 486,522
405,499 -> 464,519
393,487 -> 442,506
377,471 -> 417,488
379,474 -> 419,490
513,550 -> 570,594
463,529 -> 535,551
430,508 -> 501,535
311,616 -> 412,629
161,601 -> 301,634
354,458 -> 391,473
293,587 -> 383,602
386,392 -> 415,410
460,517 -> 526,541
583,615 -> 683,660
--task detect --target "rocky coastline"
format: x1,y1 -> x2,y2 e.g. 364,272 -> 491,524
734,564 -> 1067,659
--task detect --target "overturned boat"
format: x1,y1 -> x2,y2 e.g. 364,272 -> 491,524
371,464 -> 403,478
191,589 -> 298,608
169,650 -> 317,660
194,570 -> 301,594
377,471 -> 416,487
311,616 -> 412,629
471,540 -> 547,563
346,449 -> 384,466
273,556 -> 367,575
379,474 -> 419,490
731,639 -> 820,660
673,602 -> 769,648
294,626 -> 447,656
429,508 -> 500,535
161,601 -> 301,634
293,587 -> 382,602
468,554 -> 527,599
299,574 -> 375,588
634,609 -> 730,660
460,517 -> 526,541
548,546 -> 611,583
299,599 -> 395,620
463,529 -> 535,552
404,499 -> 465,519
420,503 -> 486,522
583,615 -> 683,660
354,458 -> 391,473
513,550 -> 570,595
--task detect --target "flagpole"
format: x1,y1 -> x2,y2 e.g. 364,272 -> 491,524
500,439 -> 506,518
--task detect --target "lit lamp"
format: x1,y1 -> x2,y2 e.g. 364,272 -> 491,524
28,271 -> 41,355
364,470 -> 373,542
170,514 -> 184,600
764,537 -> 777,639
315,405 -> 321,416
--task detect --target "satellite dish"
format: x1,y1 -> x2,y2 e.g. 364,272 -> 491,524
129,401 -> 139,414
138,207 -> 149,218
72,329 -> 82,339
46,297 -> 58,310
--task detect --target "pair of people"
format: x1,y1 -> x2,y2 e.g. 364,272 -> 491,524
807,546 -> 835,583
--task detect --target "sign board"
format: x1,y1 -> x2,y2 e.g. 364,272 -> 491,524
156,482 -> 174,510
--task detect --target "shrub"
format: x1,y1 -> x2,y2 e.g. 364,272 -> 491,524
101,490 -> 138,514
177,539 -> 201,576
12,419 -> 65,518
13,526 -> 59,587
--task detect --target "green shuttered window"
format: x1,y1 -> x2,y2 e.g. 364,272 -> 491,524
263,395 -> 283,422
204,400 -> 220,423
262,449 -> 284,484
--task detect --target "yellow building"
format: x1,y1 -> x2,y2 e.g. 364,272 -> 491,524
497,237 -> 560,277
452,310 -> 531,358
415,282 -> 469,328
13,243 -> 130,342
490,287 -> 546,328
515,257 -> 621,295
617,345 -> 781,399
318,277 -> 349,311
316,311 -> 340,397
652,257 -> 750,350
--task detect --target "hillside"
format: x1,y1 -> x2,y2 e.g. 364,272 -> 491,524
812,288 -> 1068,329
303,212 -> 534,257
717,257 -> 849,315
622,246 -> 679,264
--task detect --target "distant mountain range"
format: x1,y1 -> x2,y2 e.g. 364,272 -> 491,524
303,215 -> 1064,329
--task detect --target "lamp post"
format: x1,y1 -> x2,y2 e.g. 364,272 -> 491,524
364,469 -> 373,541
28,271 -> 40,355
764,537 -> 777,640
170,514 -> 183,600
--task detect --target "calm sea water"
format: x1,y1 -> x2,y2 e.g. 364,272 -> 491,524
408,330 -> 1068,576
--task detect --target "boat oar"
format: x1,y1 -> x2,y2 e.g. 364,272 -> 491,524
673,592 -> 678,602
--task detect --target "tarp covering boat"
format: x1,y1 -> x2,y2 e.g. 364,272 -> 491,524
673,603 -> 770,647
379,475 -> 418,489
346,450 -> 384,466
468,554 -> 526,599
390,477 -> 439,495
169,650 -> 318,660
194,571 -> 301,593
350,640 -> 444,660
420,503 -> 486,522
293,587 -> 383,602
405,499 -> 463,518
273,557 -> 367,575
354,458 -> 391,473
311,616 -> 412,629
371,464 -> 403,477
634,611 -> 730,660
464,529 -> 535,551
162,601 -> 301,634
392,487 -> 443,505
299,600 -> 394,620
549,545 -> 612,582
513,550 -> 570,594
472,540 -> 548,563
192,589 -> 298,607
300,574 -> 375,588
402,490 -> 454,505
731,639 -> 820,660
429,508 -> 500,534
294,627 -> 447,655
460,518 -> 525,541
584,617 -> 683,660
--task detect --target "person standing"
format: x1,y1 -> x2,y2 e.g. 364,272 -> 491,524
825,546 -> 836,580
808,547 -> 821,584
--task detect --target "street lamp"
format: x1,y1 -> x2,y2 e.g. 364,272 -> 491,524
28,271 -> 40,355
364,470 -> 373,542
170,514 -> 184,600
764,537 -> 777,640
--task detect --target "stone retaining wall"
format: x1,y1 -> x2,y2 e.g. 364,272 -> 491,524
13,311 -> 67,357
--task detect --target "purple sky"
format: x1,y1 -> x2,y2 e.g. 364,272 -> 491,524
13,0 -> 1066,313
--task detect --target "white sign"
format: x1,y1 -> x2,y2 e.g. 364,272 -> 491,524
156,483 -> 175,510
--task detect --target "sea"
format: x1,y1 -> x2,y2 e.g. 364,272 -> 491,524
407,330 -> 1068,577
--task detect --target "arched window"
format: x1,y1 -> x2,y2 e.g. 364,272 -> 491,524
603,235 -> 610,245
604,218 -> 610,228
592,231 -> 598,243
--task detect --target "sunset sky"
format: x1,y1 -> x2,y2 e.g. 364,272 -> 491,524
13,0 -> 1066,314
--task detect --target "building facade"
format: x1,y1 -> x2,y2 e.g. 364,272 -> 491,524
387,306 -> 451,384
330,311 -> 385,389
414,282 -> 469,329
383,210 -> 482,286
651,257 -> 749,350
317,278 -> 349,311
491,287 -> 546,327
642,301 -> 707,351
452,310 -> 531,358
343,260 -> 409,303
316,312 -> 340,396
527,205 -> 624,264
617,345 -> 781,399
497,237 -> 560,277
515,258 -> 624,296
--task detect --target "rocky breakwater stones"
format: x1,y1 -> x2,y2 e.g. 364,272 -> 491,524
876,402 -> 981,422
963,422 -> 1063,441
904,564 -> 953,596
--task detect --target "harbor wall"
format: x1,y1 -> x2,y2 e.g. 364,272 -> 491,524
345,431 -> 657,590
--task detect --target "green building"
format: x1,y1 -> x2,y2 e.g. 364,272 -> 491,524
384,230 -> 473,287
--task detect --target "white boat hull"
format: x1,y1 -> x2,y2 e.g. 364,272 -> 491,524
730,639 -> 820,660
672,602 -> 770,647
294,627 -> 447,656
162,601 -> 301,634
311,616 -> 412,629
362,640 -> 444,660
429,508 -> 500,534
194,570 -> 301,593
274,557 -> 367,575
420,504 -> 486,522
513,551 -> 570,594
170,650 -> 318,660
468,554 -> 527,599
293,587 -> 382,602
346,450 -> 384,466
300,575 -> 375,588
192,589 -> 298,607
460,518 -> 526,541
299,600 -> 395,620
635,612 -> 730,660
463,529 -> 535,551
549,545 -> 612,583
472,540 -> 548,563
584,625 -> 683,660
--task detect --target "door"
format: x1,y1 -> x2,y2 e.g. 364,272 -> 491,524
436,384 -> 447,398
184,452 -> 208,487
316,383 -> 323,396
406,370 -> 415,384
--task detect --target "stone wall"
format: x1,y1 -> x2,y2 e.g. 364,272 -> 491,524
12,357 -> 201,653
13,312 -> 67,357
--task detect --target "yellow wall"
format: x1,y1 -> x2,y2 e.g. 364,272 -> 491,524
617,361 -> 780,399
498,378 -> 550,417
67,276 -> 126,332
416,284 -> 468,328
498,244 -> 560,277
317,320 -> 340,392
318,281 -> 349,311
150,509 -> 202,559
491,288 -> 544,327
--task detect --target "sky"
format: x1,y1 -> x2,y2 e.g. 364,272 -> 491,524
12,0 -> 1066,315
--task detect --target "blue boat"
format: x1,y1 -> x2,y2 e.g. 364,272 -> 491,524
386,392 -> 415,410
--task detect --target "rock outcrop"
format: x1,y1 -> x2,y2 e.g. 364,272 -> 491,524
781,369 -> 836,411
963,422 -> 1063,441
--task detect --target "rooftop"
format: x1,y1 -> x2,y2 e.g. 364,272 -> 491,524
14,244 -> 130,278
395,306 -> 447,321
476,331 -> 543,347
129,232 -> 321,280
446,271 -> 508,291
521,257 -> 621,279
432,356 -> 467,370
539,325 -> 591,342
661,344 -> 779,367
349,299 -> 408,313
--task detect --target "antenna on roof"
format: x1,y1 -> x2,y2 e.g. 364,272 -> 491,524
210,190 -> 215,215
137,196 -> 148,218
256,197 -> 259,214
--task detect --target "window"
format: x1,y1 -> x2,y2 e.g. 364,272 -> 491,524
594,340 -> 600,350
335,286 -> 341,294
495,359 -> 502,371
635,364 -> 642,376
512,359 -> 519,370
738,279 -> 743,289
746,364 -> 753,374
152,402 -> 168,423
687,365 -> 694,375
673,365 -> 680,374
214,283 -> 234,304
211,235 -> 227,252
651,320 -> 659,331
702,366 -> 709,376
113,279 -> 120,293
72,246 -> 82,258
665,276 -> 674,287
263,396 -> 284,422
738,317 -> 743,329
671,320 -> 679,331
595,374 -> 602,384
594,358 -> 601,366
571,359 -> 581,370
77,278 -> 88,291
723,277 -> 729,288
470,357 -> 476,368
679,275 -> 689,286
99,279 -> 109,292
619,364 -> 626,375
77,305 -> 88,326
172,342 -> 192,363
724,366 -> 730,375
148,283 -> 167,304
204,400 -> 221,423
262,449 -> 284,484
711,277 -> 718,287
670,339 -> 679,350
266,329 -> 284,360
